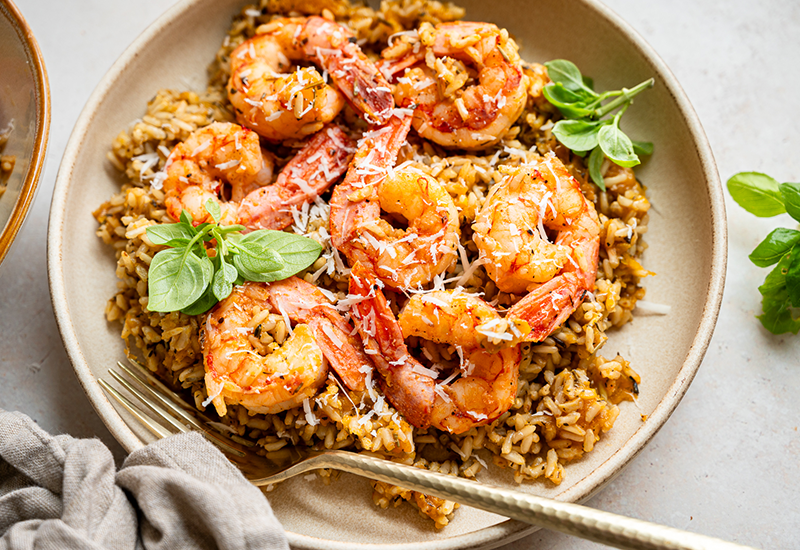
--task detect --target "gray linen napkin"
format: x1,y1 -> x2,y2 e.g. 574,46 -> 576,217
0,410 -> 289,550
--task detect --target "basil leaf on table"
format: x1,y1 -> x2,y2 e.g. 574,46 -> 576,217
749,228 -> 800,267
758,291 -> 800,335
784,248 -> 800,308
727,172 -> 785,217
758,253 -> 792,298
728,170 -> 800,335
779,182 -> 800,223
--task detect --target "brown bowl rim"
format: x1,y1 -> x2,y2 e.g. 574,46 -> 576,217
0,0 -> 51,266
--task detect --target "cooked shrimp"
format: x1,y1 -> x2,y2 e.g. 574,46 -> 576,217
380,21 -> 527,149
162,122 -> 353,229
162,122 -> 269,225
472,154 -> 601,342
202,278 -> 369,416
202,284 -> 326,416
348,263 -> 524,433
330,112 -> 459,288
238,124 -> 355,230
266,276 -> 370,392
348,262 -> 435,428
398,291 -> 524,434
228,16 -> 394,141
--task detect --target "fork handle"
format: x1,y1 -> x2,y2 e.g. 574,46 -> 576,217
305,451 -> 756,550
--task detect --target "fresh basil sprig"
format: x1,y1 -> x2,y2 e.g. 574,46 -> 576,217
145,199 -> 322,315
543,59 -> 654,191
728,172 -> 800,334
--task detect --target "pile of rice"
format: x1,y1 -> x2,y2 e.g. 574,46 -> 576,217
94,0 -> 650,529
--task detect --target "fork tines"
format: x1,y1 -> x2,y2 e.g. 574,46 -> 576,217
100,358 -> 248,458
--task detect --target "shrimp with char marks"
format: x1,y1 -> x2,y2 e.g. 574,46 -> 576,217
348,261 -> 435,428
238,124 -> 355,230
202,283 -> 326,416
162,122 -> 353,230
266,276 -> 370,392
162,122 -> 272,225
472,153 -> 601,342
348,262 -> 526,434
398,290 -> 526,434
329,112 -> 460,288
380,21 -> 527,150
201,278 -> 369,416
228,16 -> 394,142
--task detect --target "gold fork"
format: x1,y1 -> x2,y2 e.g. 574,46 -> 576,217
100,359 -> 755,550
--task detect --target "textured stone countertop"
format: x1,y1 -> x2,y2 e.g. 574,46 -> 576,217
1,1 -> 797,548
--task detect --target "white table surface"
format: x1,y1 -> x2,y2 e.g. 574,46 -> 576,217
2,0 -> 797,548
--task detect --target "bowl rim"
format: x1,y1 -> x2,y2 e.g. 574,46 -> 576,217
47,0 -> 726,548
0,0 -> 51,267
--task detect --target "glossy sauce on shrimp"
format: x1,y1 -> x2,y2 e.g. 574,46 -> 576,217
380,21 -> 527,149
229,16 -> 394,142
473,154 -> 601,342
330,112 -> 460,288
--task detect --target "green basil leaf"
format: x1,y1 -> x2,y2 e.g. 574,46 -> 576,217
181,285 -> 219,316
758,253 -> 791,298
210,254 -> 238,302
545,59 -> 592,94
222,261 -> 238,283
582,75 -> 594,90
232,258 -> 272,283
146,223 -> 195,247
180,209 -> 194,226
205,198 -> 222,223
597,124 -> 640,168
588,146 -> 606,192
543,82 -> 587,104
631,140 -> 654,156
217,224 -> 246,234
234,242 -> 283,273
726,172 -> 785,217
780,182 -> 800,223
542,84 -> 593,118
785,247 -> 800,307
749,228 -> 800,267
211,267 -> 233,302
194,223 -> 217,242
758,291 -> 800,335
147,247 -> 212,312
552,119 -> 602,152
238,230 -> 323,282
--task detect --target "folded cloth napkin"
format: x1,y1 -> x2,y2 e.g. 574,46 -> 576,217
0,410 -> 289,550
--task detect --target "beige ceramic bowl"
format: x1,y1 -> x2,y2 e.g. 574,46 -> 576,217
0,0 -> 50,267
48,0 -> 726,548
